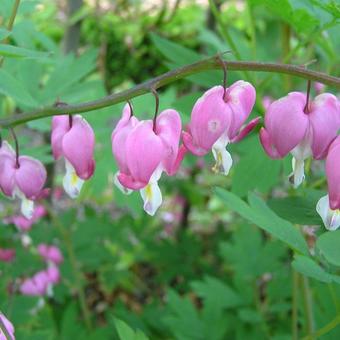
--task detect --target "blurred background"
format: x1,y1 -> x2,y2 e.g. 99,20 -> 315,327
0,0 -> 340,339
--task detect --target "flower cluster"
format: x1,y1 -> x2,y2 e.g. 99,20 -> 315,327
260,89 -> 340,230
19,244 -> 63,297
0,75 -> 339,231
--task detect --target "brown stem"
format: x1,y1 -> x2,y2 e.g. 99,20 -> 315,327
9,127 -> 20,168
304,80 -> 312,113
151,88 -> 159,132
0,56 -> 339,128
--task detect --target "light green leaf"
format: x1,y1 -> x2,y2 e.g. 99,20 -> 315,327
0,69 -> 39,107
316,230 -> 340,266
292,255 -> 332,283
114,318 -> 149,340
215,188 -> 309,255
0,28 -> 11,40
0,44 -> 51,59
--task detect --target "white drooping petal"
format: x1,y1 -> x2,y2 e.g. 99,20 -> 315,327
291,158 -> 305,188
113,172 -> 132,195
13,186 -> 34,219
316,195 -> 340,231
290,127 -> 313,188
211,133 -> 232,175
140,165 -> 163,216
140,182 -> 162,216
63,160 -> 84,199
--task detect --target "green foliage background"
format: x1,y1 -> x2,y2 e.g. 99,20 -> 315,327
0,0 -> 340,339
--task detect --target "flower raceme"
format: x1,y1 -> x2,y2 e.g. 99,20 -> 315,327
0,312 -> 15,340
51,114 -> 95,199
182,81 -> 258,175
0,141 -> 47,219
260,92 -> 340,188
317,136 -> 340,230
20,265 -> 60,297
112,103 -> 184,216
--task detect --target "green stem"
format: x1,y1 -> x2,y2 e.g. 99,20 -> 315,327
246,0 -> 257,60
302,276 -> 315,338
292,270 -> 299,340
0,0 -> 21,66
0,56 -> 339,128
45,205 -> 92,330
302,315 -> 340,340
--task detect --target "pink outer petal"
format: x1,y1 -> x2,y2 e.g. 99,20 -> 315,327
185,86 -> 233,153
259,128 -> 282,159
0,248 -> 15,262
0,154 -> 16,197
155,109 -> 182,175
167,144 -> 188,176
46,266 -> 60,284
225,80 -> 256,138
264,92 -> 308,157
15,156 -> 47,199
51,115 -> 70,160
38,244 -> 63,265
326,136 -> 340,210
309,93 -> 340,160
62,115 -> 95,180
0,312 -> 14,340
117,173 -> 146,190
111,105 -> 139,174
231,117 -> 261,143
182,130 -> 209,156
10,216 -> 34,231
125,121 -> 165,187
0,141 -> 15,158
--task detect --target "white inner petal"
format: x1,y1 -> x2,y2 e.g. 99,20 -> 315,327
290,127 -> 313,188
316,195 -> 340,231
212,133 -> 232,175
140,182 -> 162,216
63,160 -> 84,199
140,165 -> 164,216
13,186 -> 34,219
113,172 -> 132,195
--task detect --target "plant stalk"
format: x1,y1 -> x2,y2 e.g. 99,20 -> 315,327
0,56 -> 339,128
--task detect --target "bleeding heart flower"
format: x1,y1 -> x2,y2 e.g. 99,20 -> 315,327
316,136 -> 340,230
51,114 -> 95,198
20,265 -> 60,297
4,205 -> 46,231
0,312 -> 15,340
260,92 -> 339,188
0,248 -> 15,262
112,104 -> 184,215
37,244 -> 63,265
182,81 -> 258,175
0,141 -> 47,219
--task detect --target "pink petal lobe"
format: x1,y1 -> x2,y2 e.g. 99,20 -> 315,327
326,136 -> 340,210
264,92 -> 308,156
309,93 -> 340,160
15,156 -> 47,199
51,115 -> 70,160
259,127 -> 282,159
62,115 -> 95,179
231,117 -> 260,143
155,109 -> 182,175
125,121 -> 165,186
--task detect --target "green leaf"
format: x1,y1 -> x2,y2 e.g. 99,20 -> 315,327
268,196 -> 322,225
191,276 -> 243,310
215,188 -> 309,255
231,136 -> 281,196
114,318 -> 149,340
0,69 -> 39,107
292,255 -> 332,283
0,44 -> 51,59
316,230 -> 340,266
0,29 -> 11,40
